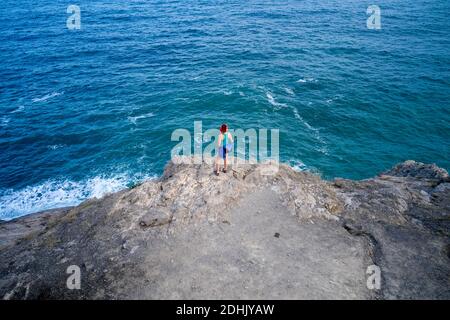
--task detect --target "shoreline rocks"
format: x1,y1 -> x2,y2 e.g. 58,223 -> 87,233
0,159 -> 448,299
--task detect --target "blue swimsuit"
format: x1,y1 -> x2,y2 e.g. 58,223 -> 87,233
220,133 -> 229,159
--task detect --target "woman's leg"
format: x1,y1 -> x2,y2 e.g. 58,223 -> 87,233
223,147 -> 227,172
214,153 -> 219,173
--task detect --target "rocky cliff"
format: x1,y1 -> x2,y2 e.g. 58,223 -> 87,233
0,159 -> 449,299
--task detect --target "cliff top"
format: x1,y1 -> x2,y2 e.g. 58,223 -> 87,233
0,158 -> 449,299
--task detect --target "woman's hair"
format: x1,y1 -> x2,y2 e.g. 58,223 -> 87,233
220,123 -> 228,133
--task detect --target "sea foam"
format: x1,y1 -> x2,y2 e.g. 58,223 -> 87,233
32,91 -> 64,103
266,92 -> 287,109
296,77 -> 317,83
0,173 -> 155,220
128,112 -> 155,125
10,105 -> 25,113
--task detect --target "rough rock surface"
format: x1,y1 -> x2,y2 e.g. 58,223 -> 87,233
0,158 -> 448,299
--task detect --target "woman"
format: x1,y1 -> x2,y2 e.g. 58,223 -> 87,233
215,123 -> 233,175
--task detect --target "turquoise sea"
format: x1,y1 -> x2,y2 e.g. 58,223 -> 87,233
1,0 -> 449,219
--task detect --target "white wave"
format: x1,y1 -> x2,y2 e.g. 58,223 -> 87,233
266,92 -> 287,109
292,107 -> 329,154
296,77 -> 317,83
287,159 -> 308,172
32,91 -> 64,103
291,106 -> 315,132
316,145 -> 329,155
223,90 -> 232,96
265,91 -> 328,154
128,112 -> 155,125
0,173 -> 156,220
266,91 -> 325,145
292,108 -> 315,131
325,95 -> 342,104
10,105 -> 25,113
284,87 -> 295,95
288,159 -> 321,176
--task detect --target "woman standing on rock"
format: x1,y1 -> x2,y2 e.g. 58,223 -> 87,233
214,124 -> 233,176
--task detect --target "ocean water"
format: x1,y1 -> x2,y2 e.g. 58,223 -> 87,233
1,0 -> 449,219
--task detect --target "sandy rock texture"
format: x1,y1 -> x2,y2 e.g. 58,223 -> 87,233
0,158 -> 448,299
